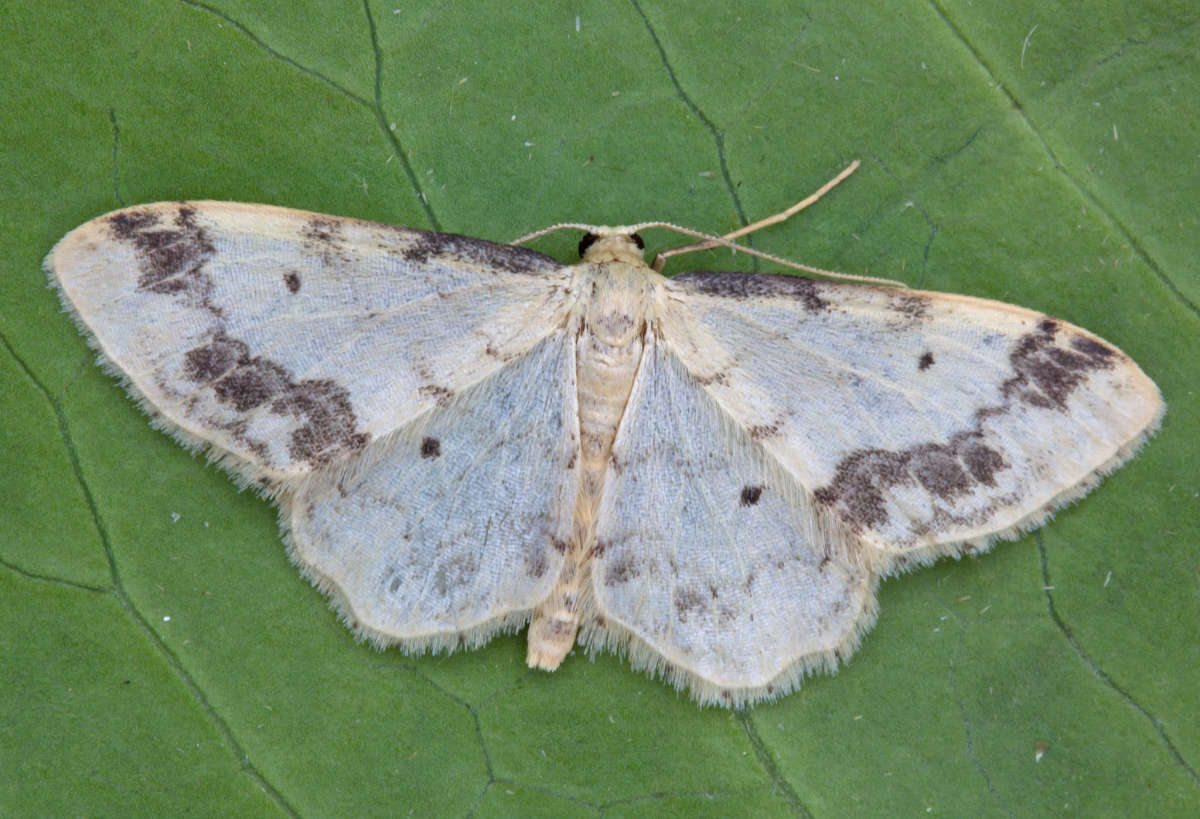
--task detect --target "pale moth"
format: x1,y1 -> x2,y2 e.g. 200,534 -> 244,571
47,163 -> 1163,706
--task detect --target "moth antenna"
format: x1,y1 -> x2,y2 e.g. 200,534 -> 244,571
656,159 -> 862,266
511,161 -> 905,288
512,222 -> 602,245
648,160 -> 904,287
642,224 -> 906,287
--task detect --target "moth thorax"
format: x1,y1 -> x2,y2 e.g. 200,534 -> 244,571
583,271 -> 655,348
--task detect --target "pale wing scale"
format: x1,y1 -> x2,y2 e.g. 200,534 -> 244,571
585,336 -> 877,705
47,201 -> 570,485
662,273 -> 1164,563
288,331 -> 578,651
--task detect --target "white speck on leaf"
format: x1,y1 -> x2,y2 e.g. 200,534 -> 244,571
1020,24 -> 1038,69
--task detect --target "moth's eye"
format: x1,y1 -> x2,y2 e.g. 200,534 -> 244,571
630,232 -> 645,250
578,233 -> 599,258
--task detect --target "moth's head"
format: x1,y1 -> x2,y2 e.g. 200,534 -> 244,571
577,229 -> 645,265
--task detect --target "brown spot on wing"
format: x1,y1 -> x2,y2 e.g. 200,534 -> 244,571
671,272 -> 830,312
418,384 -> 455,407
673,588 -> 706,623
420,437 -> 441,458
740,485 -> 763,506
302,218 -> 338,244
111,205 -> 217,312
399,229 -> 558,274
433,553 -> 479,596
749,422 -> 780,439
814,318 -> 1117,534
283,271 -> 301,293
604,556 -> 637,587
889,293 -> 932,327
221,359 -> 290,411
815,450 -> 906,530
274,383 -> 370,465
962,441 -> 1006,484
222,419 -> 270,462
183,333 -> 247,382
909,443 -> 973,496
523,548 -> 548,580
301,217 -> 352,265
182,329 -> 370,467
694,370 -> 730,387
107,209 -> 160,239
814,431 -> 1009,532
1069,336 -> 1116,360
1002,320 -> 1118,409
918,351 -> 935,370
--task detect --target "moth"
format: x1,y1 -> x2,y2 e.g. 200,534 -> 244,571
47,165 -> 1163,706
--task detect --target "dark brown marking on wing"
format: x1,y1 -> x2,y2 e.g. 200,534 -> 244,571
300,216 -> 355,266
694,370 -> 730,387
606,452 -> 624,476
222,418 -> 270,463
107,209 -> 160,239
716,604 -> 738,628
673,588 -> 705,624
1069,335 -> 1117,360
671,272 -> 830,313
182,332 -> 246,382
283,271 -> 301,293
918,351 -> 935,371
814,317 -> 1118,533
274,383 -> 370,465
399,229 -> 558,274
1001,319 -> 1118,410
433,553 -> 479,596
418,384 -> 455,407
889,293 -> 932,327
301,217 -> 338,244
523,546 -> 549,580
182,329 -> 370,467
749,422 -> 780,440
420,437 -> 441,458
216,356 -> 290,412
813,429 -> 1014,532
740,485 -> 763,506
604,556 -> 637,587
112,204 -> 218,314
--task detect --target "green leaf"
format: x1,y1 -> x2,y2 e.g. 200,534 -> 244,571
3,1 -> 1197,815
